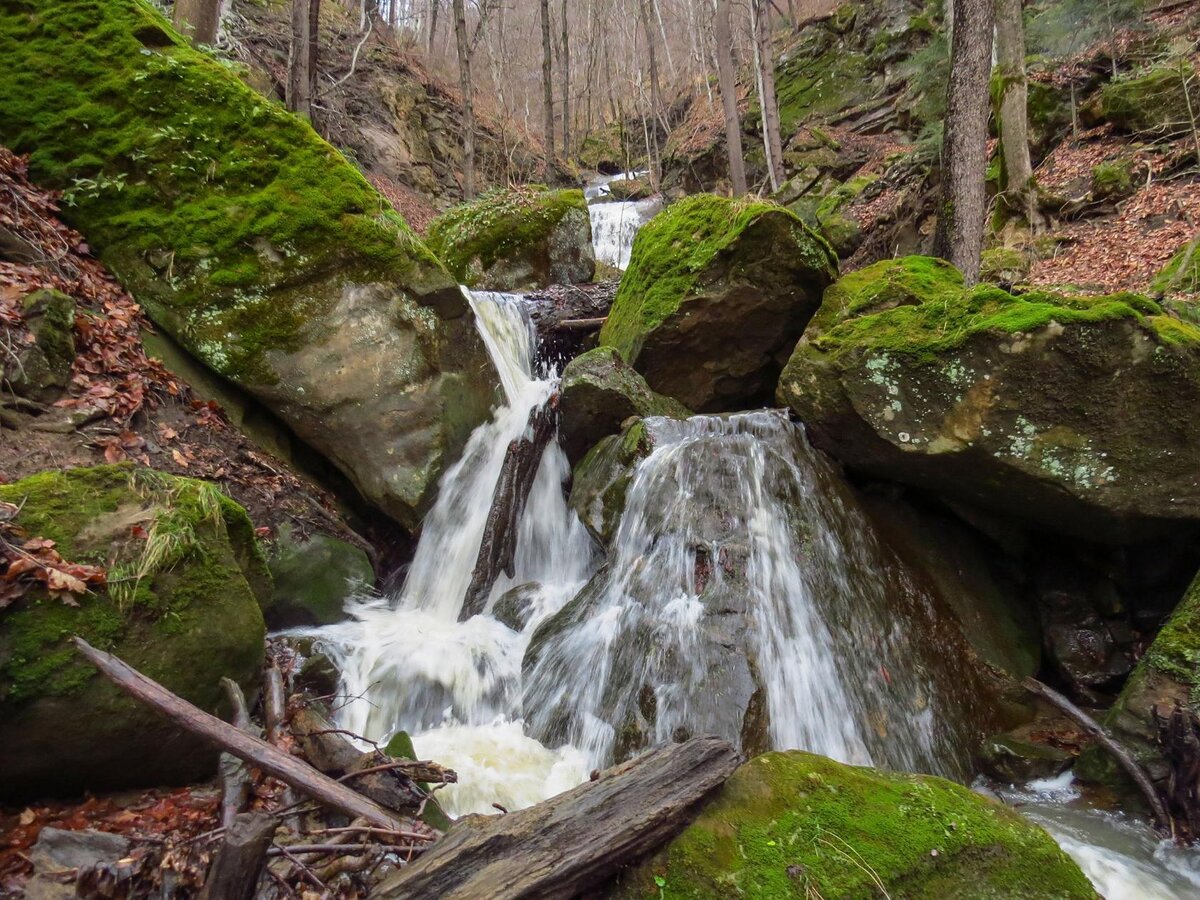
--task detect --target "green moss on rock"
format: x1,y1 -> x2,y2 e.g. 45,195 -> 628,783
426,186 -> 594,289
599,194 -> 836,411
1091,160 -> 1135,201
0,465 -> 267,799
1097,62 -> 1197,136
266,523 -> 374,628
613,751 -> 1094,899
1153,241 -> 1200,296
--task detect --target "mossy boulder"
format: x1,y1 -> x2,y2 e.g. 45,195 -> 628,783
612,751 -> 1095,899
0,465 -> 268,799
599,195 -> 836,412
1091,159 -> 1136,201
980,247 -> 1030,285
1153,241 -> 1200,296
1079,566 -> 1200,788
265,523 -> 374,628
1095,63 -> 1197,136
568,418 -> 658,545
3,289 -> 75,402
0,0 -> 497,532
777,256 -> 1200,541
559,347 -> 691,464
425,186 -> 595,290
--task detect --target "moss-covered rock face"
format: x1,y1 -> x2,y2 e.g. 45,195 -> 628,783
778,256 -> 1200,541
1096,63 -> 1197,136
599,194 -> 836,412
265,523 -> 374,628
559,347 -> 690,465
612,751 -> 1096,900
1079,567 -> 1200,788
0,465 -> 268,800
425,186 -> 595,290
0,0 -> 497,531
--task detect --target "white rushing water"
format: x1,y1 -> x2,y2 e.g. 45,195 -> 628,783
990,773 -> 1200,899
586,171 -> 662,270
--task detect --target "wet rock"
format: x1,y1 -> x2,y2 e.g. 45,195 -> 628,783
0,466 -> 268,800
492,582 -> 541,631
0,0 -> 497,533
1036,566 -> 1134,699
559,347 -> 690,464
4,289 -> 75,402
26,828 -> 131,900
426,186 -> 595,291
977,733 -> 1075,784
778,256 -> 1200,541
266,523 -> 375,628
612,751 -> 1095,899
599,193 -> 836,412
568,418 -> 657,545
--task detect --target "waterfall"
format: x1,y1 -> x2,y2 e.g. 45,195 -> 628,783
585,171 -> 661,270
522,412 -> 959,777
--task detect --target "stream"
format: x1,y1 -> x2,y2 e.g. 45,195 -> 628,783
305,288 -> 1200,897
585,171 -> 662,270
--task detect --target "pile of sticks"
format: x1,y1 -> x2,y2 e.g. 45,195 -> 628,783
71,637 -> 457,898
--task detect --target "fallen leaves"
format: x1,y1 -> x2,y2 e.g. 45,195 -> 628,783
0,521 -> 106,610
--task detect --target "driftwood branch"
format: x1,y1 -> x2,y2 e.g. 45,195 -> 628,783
199,811 -> 277,900
375,736 -> 740,899
71,637 -> 408,832
219,677 -> 254,829
1022,677 -> 1170,831
461,397 -> 559,620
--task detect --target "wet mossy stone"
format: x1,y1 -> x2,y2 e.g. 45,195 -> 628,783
265,523 -> 374,628
568,418 -> 657,545
4,289 -> 75,402
611,751 -> 1096,899
425,186 -> 595,290
1096,63 -> 1197,136
1079,566 -> 1200,789
777,256 -> 1200,541
0,465 -> 268,800
559,347 -> 691,465
599,194 -> 837,412
0,0 -> 497,532
977,733 -> 1074,785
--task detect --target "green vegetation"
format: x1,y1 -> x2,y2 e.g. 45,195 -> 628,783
425,186 -> 588,286
615,751 -> 1095,899
0,0 -> 448,384
1098,61 -> 1196,136
1153,241 -> 1200,296
1091,159 -> 1135,200
980,247 -> 1030,284
599,194 -> 834,361
806,256 -> 1196,363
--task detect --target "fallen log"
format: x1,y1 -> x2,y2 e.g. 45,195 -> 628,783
374,735 -> 740,899
198,811 -> 276,900
71,637 -> 408,832
461,397 -> 559,620
1022,677 -> 1170,831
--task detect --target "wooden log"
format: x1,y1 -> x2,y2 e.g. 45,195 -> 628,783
71,637 -> 408,832
1022,677 -> 1170,831
554,316 -> 607,331
460,397 -> 559,620
374,735 -> 741,899
264,663 -> 287,746
219,677 -> 254,829
198,811 -> 277,900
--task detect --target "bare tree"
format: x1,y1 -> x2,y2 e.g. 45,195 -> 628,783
638,0 -> 665,182
714,0 -> 747,195
541,0 -> 556,176
934,0 -> 996,284
561,0 -> 571,156
452,0 -> 477,197
428,0 -> 440,52
995,0 -> 1041,230
173,0 -> 222,45
287,0 -> 321,121
751,0 -> 784,191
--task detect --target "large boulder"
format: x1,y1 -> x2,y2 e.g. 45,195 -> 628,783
0,466 -> 269,799
559,347 -> 690,464
568,418 -> 658,545
777,257 -> 1200,541
265,523 -> 375,628
2,289 -> 75,402
0,0 -> 497,531
425,186 -> 595,290
598,194 -> 837,412
612,751 -> 1095,899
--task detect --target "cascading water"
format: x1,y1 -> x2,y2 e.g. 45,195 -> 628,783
522,412 -> 960,777
586,171 -> 662,270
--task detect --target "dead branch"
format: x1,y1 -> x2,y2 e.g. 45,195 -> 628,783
218,677 -> 254,829
199,811 -> 277,900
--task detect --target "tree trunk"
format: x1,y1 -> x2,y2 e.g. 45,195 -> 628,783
995,0 -> 1041,231
714,0 -> 748,195
287,0 -> 320,120
173,0 -> 222,46
198,812 -> 276,900
561,0 -> 571,156
933,0 -> 996,284
638,0 -> 664,183
541,0 -> 556,177
752,0 -> 785,191
452,0 -> 476,197
428,0 -> 439,53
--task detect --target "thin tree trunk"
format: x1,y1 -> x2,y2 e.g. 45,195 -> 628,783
174,0 -> 222,45
452,0 -> 476,197
561,0 -> 571,156
995,0 -> 1041,231
287,0 -> 318,120
933,0 -> 996,284
714,0 -> 748,195
752,0 -> 784,191
427,0 -> 439,53
541,0 -> 556,176
638,0 -> 664,182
